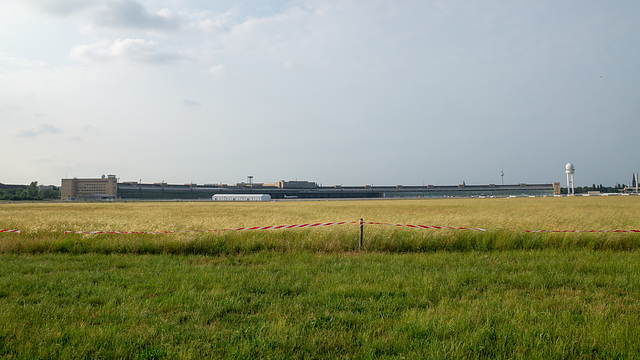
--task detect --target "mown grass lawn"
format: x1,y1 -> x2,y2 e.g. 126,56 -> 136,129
1,250 -> 639,359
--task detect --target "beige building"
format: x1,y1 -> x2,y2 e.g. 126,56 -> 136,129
61,175 -> 118,200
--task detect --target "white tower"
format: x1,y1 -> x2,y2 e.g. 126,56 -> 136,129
565,163 -> 575,195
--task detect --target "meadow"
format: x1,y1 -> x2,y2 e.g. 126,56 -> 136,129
1,197 -> 640,358
2,196 -> 640,254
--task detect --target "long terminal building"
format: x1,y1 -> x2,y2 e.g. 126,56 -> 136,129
61,176 -> 561,200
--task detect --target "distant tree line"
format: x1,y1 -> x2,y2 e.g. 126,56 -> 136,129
561,184 -> 625,194
0,182 -> 59,201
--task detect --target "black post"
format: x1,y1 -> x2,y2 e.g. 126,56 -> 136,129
359,218 -> 363,251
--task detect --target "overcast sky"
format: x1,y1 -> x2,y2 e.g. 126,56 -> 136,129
2,0 -> 639,187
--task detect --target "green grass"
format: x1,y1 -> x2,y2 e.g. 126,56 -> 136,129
1,251 -> 639,359
2,225 -> 640,255
2,198 -> 640,358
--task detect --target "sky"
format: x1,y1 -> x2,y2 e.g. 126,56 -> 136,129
1,0 -> 639,187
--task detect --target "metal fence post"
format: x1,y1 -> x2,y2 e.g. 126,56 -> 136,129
359,218 -> 363,251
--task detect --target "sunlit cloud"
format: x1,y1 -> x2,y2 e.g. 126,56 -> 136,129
70,38 -> 185,64
205,64 -> 226,77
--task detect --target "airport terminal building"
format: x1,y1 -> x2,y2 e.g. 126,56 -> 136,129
61,175 -> 118,200
61,176 -> 561,200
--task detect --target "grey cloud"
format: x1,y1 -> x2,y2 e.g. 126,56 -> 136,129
29,0 -> 182,31
28,0 -> 234,36
65,135 -> 82,142
92,0 -> 181,31
183,100 -> 201,107
19,124 -> 63,137
26,0 -> 94,16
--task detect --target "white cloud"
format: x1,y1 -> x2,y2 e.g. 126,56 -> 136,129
70,38 -> 184,64
205,64 -> 226,77
281,60 -> 302,69
221,6 -> 311,51
190,16 -> 230,34
0,55 -> 48,69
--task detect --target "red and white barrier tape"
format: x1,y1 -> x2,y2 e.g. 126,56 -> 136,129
362,221 -> 487,232
64,221 -> 357,234
20,223 -> 640,235
225,221 -> 357,231
63,221 -> 489,234
525,229 -> 640,233
0,229 -> 21,235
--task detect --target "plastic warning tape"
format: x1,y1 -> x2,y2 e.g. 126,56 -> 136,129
225,221 -> 357,231
63,221 -> 487,234
64,221 -> 357,235
524,229 -> 640,233
362,222 -> 486,232
0,229 -> 21,235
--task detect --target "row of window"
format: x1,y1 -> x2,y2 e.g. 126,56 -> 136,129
76,183 -> 114,194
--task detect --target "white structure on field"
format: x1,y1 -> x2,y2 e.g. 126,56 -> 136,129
565,163 -> 575,196
212,194 -> 271,201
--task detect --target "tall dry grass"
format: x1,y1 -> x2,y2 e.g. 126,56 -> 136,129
2,197 -> 640,254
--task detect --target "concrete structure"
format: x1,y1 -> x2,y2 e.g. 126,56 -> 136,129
565,163 -> 575,195
61,175 -> 117,200
212,194 -> 271,201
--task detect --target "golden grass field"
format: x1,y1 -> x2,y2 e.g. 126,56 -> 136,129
2,196 -> 640,234
2,196 -> 640,255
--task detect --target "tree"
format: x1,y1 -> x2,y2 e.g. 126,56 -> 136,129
0,182 -> 60,201
26,182 -> 39,199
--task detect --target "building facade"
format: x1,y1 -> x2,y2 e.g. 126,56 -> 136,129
61,176 -> 560,200
116,180 -> 559,200
61,175 -> 118,200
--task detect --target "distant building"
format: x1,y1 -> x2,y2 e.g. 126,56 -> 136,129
625,172 -> 639,194
61,176 -> 560,200
61,175 -> 117,200
212,194 -> 272,201
0,183 -> 27,191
